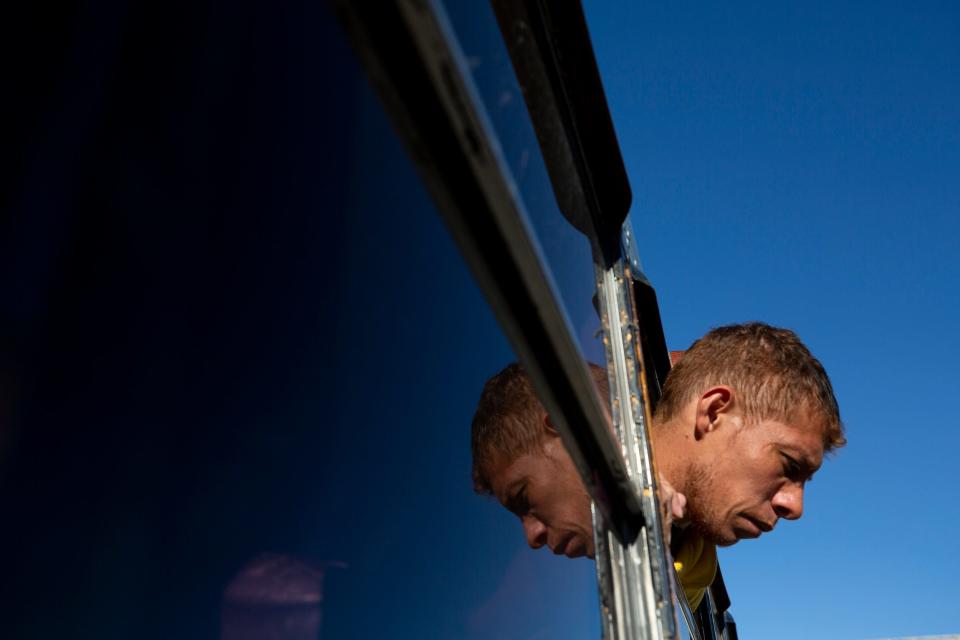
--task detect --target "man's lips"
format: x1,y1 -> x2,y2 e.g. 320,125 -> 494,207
756,519 -> 775,533
551,534 -> 573,556
551,534 -> 585,557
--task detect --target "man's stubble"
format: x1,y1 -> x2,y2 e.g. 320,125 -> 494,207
682,460 -> 728,546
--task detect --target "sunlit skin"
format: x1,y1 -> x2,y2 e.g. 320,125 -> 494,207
662,386 -> 825,546
488,386 -> 827,557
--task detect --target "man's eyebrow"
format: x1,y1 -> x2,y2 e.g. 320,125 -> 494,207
785,448 -> 821,479
497,481 -> 522,510
502,483 -> 527,515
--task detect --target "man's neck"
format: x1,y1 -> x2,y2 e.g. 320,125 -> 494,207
650,417 -> 692,496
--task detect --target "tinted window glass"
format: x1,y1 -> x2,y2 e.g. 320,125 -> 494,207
440,0 -> 607,366
1,3 -> 600,638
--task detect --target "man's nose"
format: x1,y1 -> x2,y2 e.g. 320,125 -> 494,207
772,483 -> 804,520
522,515 -> 548,549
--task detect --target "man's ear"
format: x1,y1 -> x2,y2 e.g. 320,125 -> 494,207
541,415 -> 570,462
543,414 -> 561,437
693,386 -> 734,440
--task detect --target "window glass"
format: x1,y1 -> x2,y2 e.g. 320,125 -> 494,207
0,4 -> 600,638
288,88 -> 600,639
440,0 -> 608,366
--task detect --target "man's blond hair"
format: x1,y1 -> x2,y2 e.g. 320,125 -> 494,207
655,322 -> 845,451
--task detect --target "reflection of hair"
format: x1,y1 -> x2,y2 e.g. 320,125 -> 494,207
471,362 -> 608,495
655,322 -> 845,451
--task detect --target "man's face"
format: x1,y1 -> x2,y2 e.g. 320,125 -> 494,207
487,435 -> 595,559
685,410 -> 826,547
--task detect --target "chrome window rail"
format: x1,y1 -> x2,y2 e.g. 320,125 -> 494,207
592,233 -> 679,640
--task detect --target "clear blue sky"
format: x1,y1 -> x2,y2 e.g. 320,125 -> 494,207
581,1 -> 960,638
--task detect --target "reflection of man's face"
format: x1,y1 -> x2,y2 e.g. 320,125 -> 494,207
488,436 -> 595,559
685,412 -> 826,547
